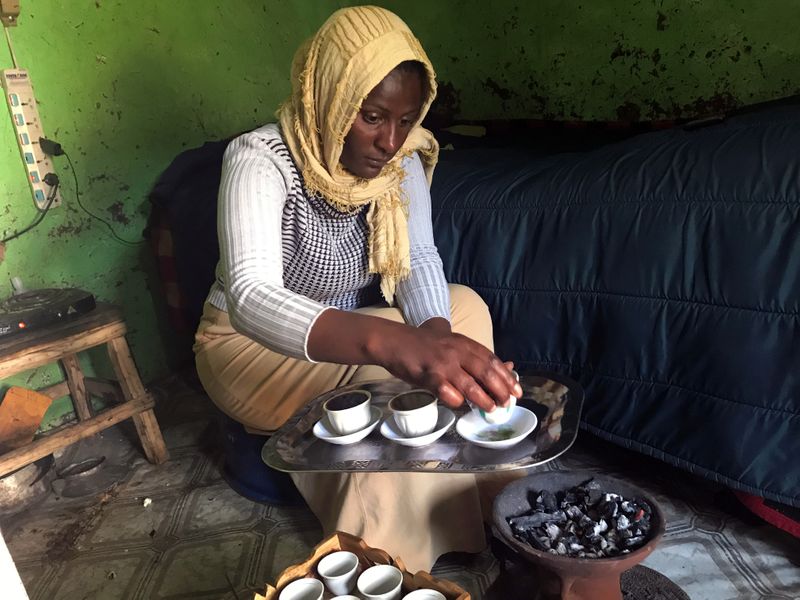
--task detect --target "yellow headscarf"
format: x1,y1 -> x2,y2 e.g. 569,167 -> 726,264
277,5 -> 439,305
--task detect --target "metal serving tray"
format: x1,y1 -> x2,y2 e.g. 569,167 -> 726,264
262,371 -> 583,473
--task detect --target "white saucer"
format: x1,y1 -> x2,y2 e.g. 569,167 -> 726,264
380,406 -> 456,447
313,406 -> 382,445
456,406 -> 538,450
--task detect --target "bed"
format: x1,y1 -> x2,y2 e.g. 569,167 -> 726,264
429,99 -> 800,507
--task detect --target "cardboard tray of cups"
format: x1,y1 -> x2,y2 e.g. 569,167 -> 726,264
254,531 -> 469,600
262,372 -> 584,474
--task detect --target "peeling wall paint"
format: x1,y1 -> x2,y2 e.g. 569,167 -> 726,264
1,0 -> 797,428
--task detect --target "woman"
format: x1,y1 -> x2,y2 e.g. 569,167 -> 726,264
194,5 -> 521,571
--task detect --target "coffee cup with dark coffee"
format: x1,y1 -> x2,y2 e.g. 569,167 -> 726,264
323,390 -> 372,436
388,390 -> 438,438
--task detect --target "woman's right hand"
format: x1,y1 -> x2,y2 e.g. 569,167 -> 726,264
369,318 -> 522,412
308,309 -> 521,412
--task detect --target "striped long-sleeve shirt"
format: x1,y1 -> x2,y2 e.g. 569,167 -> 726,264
206,123 -> 450,361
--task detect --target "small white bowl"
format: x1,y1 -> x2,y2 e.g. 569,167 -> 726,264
380,406 -> 455,447
456,405 -> 538,450
357,564 -> 403,600
467,368 -> 520,425
317,550 -> 359,595
402,589 -> 446,600
278,577 -> 324,600
313,406 -> 382,445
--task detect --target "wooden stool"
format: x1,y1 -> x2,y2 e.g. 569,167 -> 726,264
0,303 -> 168,477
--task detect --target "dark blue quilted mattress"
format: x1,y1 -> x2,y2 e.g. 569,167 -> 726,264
430,103 -> 800,506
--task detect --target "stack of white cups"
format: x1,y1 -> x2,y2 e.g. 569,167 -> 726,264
277,550 -> 447,599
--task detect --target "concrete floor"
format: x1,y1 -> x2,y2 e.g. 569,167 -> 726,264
1,372 -> 798,600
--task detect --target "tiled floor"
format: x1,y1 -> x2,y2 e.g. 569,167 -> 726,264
2,373 -> 799,600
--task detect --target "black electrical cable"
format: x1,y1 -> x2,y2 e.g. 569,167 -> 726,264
0,179 -> 60,243
63,151 -> 144,246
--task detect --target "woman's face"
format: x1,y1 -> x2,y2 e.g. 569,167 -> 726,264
340,67 -> 424,179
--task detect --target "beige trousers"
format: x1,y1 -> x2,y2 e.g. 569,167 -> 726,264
194,284 -> 520,572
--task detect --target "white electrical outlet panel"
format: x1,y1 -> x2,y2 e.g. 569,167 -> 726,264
2,68 -> 61,209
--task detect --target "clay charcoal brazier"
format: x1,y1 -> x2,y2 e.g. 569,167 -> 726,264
492,470 -> 666,600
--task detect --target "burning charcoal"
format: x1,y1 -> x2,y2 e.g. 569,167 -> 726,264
521,533 -> 549,551
545,523 -> 561,540
506,481 -> 654,559
583,479 -> 603,505
623,536 -> 645,548
579,514 -> 596,532
562,534 -> 579,547
540,489 -> 558,511
592,519 -> 609,535
508,512 -> 552,530
597,499 -> 618,519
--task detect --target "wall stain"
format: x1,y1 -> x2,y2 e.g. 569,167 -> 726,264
427,80 -> 461,126
614,90 -> 741,122
610,37 -> 649,63
681,91 -> 739,117
483,78 -> 512,101
503,15 -> 519,35
48,220 -> 88,239
616,102 -> 642,121
108,201 -> 130,225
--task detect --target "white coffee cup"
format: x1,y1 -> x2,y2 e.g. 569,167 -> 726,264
356,564 -> 403,600
331,596 -> 360,600
388,390 -> 438,437
323,389 -> 372,435
317,550 -> 360,595
469,369 -> 519,425
402,590 -> 446,600
278,577 -> 324,600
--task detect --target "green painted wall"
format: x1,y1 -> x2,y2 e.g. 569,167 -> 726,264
1,0 -> 797,428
